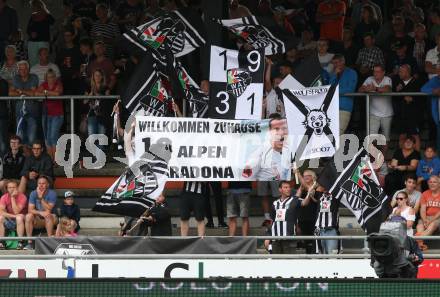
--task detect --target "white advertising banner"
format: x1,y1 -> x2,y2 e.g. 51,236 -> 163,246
134,116 -> 292,181
75,259 -> 377,278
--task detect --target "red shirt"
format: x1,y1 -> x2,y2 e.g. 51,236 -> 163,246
42,80 -> 64,116
317,0 -> 346,42
0,193 -> 27,215
421,190 -> 440,217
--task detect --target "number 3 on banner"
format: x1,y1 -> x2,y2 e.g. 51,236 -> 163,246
247,50 -> 261,72
215,91 -> 229,114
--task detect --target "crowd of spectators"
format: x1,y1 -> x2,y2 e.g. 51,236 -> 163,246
1,0 -> 440,251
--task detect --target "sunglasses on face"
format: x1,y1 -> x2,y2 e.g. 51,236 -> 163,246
396,197 -> 406,200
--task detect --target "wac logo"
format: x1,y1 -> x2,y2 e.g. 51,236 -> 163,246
231,24 -> 272,49
139,14 -> 186,53
226,68 -> 251,97
340,162 -> 382,210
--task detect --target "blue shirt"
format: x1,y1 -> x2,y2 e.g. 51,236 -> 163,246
330,67 -> 358,112
416,157 -> 440,180
12,73 -> 40,117
29,189 -> 57,213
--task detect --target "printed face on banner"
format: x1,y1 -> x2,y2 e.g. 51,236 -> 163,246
282,85 -> 340,161
209,45 -> 264,120
134,116 -> 292,181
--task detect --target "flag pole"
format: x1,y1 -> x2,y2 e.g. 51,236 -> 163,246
293,161 -> 299,185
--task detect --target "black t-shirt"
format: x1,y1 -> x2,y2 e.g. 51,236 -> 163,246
27,14 -> 55,42
298,188 -> 319,222
393,149 -> 420,167
56,46 -> 81,80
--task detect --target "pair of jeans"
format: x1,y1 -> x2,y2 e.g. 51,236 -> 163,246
43,114 -> 64,146
319,227 -> 339,254
16,115 -> 38,146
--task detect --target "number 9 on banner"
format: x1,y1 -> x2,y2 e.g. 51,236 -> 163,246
247,50 -> 261,72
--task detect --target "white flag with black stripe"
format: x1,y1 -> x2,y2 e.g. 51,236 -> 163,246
218,16 -> 286,55
124,10 -> 205,57
282,84 -> 339,161
209,45 -> 264,119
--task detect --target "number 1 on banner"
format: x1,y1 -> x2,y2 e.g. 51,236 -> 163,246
142,137 -> 150,153
247,93 -> 255,115
219,50 -> 227,71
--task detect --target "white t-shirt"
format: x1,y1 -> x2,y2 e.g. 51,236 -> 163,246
425,46 -> 440,79
265,89 -> 285,118
30,63 -> 61,83
244,144 -> 290,180
318,53 -> 335,74
362,76 -> 393,117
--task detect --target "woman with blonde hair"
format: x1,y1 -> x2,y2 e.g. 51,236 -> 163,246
0,45 -> 18,84
390,191 -> 416,236
55,217 -> 77,237
27,0 -> 54,66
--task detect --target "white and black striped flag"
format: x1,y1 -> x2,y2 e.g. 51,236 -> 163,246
328,148 -> 388,233
93,153 -> 169,217
124,10 -> 205,57
176,64 -> 209,118
218,16 -> 288,55
209,45 -> 264,119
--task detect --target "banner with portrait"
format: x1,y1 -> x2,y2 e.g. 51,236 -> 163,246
134,116 -> 292,181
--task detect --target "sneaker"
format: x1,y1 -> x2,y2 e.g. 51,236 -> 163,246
205,222 -> 215,228
218,222 -> 228,229
16,242 -> 25,250
261,219 -> 272,227
23,243 -> 34,250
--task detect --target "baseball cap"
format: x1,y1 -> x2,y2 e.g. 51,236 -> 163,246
64,191 -> 75,198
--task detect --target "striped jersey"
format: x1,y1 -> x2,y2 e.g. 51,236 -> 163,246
270,196 -> 301,236
183,181 -> 207,195
315,192 -> 339,229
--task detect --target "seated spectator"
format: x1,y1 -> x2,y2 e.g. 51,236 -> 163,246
317,39 -> 334,74
385,135 -> 420,198
416,145 -> 440,192
84,69 -> 111,140
416,176 -> 440,250
180,182 -> 206,236
35,69 -> 64,162
26,0 -> 55,67
0,77 -> 8,156
30,47 -> 61,83
387,42 -> 418,80
0,45 -> 18,84
0,180 -> 27,249
330,54 -> 358,135
425,32 -> 440,80
358,64 -> 392,146
394,64 -> 423,150
55,216 -> 77,237
87,41 -> 116,91
390,191 -> 416,236
390,174 -> 421,215
386,14 -> 415,56
59,191 -> 80,232
264,181 -> 313,254
227,181 -> 251,236
356,33 -> 385,79
24,175 -> 57,249
353,5 -> 380,44
0,136 -> 25,193
296,27 -> 317,59
18,140 -> 54,194
315,0 -> 346,43
8,60 -> 40,153
90,3 -> 121,59
56,26 -> 81,95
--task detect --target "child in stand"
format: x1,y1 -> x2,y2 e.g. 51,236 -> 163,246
59,191 -> 80,232
416,145 -> 440,192
55,217 -> 77,237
